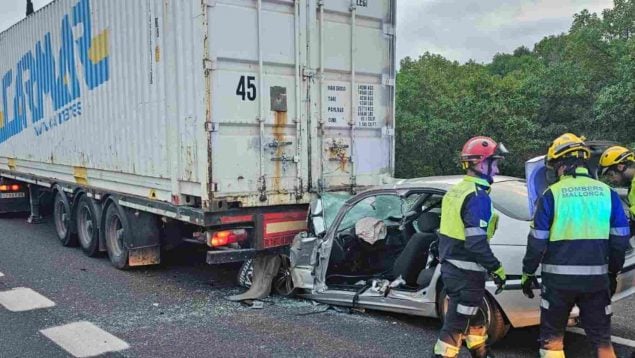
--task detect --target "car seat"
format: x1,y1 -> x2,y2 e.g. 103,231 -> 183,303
391,212 -> 440,286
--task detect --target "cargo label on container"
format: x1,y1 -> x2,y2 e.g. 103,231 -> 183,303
325,82 -> 349,128
356,84 -> 377,128
0,0 -> 110,144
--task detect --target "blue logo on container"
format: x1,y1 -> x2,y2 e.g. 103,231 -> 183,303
0,0 -> 110,143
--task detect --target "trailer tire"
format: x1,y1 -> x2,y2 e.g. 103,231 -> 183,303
53,191 -> 77,247
76,195 -> 100,257
237,258 -> 254,288
104,202 -> 130,270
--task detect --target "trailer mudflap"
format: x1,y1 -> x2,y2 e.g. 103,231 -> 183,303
129,246 -> 161,267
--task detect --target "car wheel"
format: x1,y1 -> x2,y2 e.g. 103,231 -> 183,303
237,256 -> 296,297
273,255 -> 296,297
437,288 -> 510,345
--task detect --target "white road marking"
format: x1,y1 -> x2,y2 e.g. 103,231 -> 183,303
0,272 -> 4,277
40,321 -> 130,358
567,327 -> 635,348
0,287 -> 55,312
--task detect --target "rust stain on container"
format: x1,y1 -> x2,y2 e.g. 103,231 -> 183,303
273,112 -> 287,192
328,140 -> 349,172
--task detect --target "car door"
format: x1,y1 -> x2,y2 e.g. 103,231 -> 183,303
290,192 -> 351,290
296,188 -> 439,317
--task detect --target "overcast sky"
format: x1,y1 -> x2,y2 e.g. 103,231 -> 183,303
0,0 -> 615,64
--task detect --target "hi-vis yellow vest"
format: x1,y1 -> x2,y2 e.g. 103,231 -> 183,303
550,171 -> 611,242
440,176 -> 498,241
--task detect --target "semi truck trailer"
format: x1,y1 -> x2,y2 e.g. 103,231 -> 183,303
0,0 -> 396,269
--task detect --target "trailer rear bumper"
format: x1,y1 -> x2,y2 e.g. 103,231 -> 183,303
206,246 -> 288,265
0,194 -> 30,214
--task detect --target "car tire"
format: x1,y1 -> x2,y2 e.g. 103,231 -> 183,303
103,201 -> 130,270
76,195 -> 100,257
237,256 -> 296,297
53,191 -> 77,247
437,288 -> 510,345
273,255 -> 296,297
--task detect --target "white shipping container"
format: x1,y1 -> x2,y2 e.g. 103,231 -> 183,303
0,0 -> 395,211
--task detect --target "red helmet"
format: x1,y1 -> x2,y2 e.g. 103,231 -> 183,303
460,136 -> 508,169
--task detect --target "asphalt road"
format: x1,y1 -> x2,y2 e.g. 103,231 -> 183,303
0,213 -> 634,357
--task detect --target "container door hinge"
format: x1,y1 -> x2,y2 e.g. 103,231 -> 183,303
383,23 -> 395,36
382,127 -> 395,137
205,122 -> 218,132
302,67 -> 316,80
382,74 -> 395,87
203,58 -> 216,73
205,0 -> 217,7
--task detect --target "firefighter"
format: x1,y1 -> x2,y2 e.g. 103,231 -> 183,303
521,133 -> 631,358
433,136 -> 508,358
598,145 -> 635,222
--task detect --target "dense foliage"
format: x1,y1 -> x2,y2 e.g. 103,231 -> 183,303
395,0 -> 635,178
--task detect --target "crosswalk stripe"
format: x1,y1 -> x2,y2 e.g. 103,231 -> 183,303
567,327 -> 635,348
40,321 -> 130,358
0,287 -> 55,312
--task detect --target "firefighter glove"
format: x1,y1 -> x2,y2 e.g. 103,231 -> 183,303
491,266 -> 506,295
521,273 -> 539,299
609,273 -> 618,297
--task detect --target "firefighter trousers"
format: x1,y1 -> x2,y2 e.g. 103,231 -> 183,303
539,286 -> 615,358
434,267 -> 489,358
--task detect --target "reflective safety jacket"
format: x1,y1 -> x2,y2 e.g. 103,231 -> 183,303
438,175 -> 501,273
629,177 -> 635,218
522,168 -> 631,292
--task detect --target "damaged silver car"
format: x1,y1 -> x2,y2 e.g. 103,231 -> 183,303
288,176 -> 635,344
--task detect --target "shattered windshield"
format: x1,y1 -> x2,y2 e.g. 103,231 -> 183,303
337,194 -> 404,232
320,192 -> 353,230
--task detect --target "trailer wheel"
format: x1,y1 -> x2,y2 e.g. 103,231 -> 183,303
237,258 -> 254,288
76,195 -> 100,257
104,202 -> 130,269
53,191 -> 77,246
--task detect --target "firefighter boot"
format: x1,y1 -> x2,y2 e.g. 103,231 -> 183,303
469,344 -> 495,358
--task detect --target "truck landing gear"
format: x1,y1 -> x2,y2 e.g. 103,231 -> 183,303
27,185 -> 44,224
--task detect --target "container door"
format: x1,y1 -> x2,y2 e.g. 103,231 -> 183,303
207,0 -> 309,207
307,0 -> 396,192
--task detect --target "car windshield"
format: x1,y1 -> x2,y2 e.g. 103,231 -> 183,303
338,194 -> 407,232
490,180 -> 532,221
320,192 -> 353,230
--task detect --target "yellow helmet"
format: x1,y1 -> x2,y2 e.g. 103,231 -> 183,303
599,146 -> 635,174
547,133 -> 590,162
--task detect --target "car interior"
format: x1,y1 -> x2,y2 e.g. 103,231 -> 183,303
325,192 -> 443,290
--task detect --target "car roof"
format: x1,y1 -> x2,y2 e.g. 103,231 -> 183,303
377,175 -> 524,191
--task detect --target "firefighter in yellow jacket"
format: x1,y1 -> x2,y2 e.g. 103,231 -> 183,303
522,134 -> 631,357
433,136 -> 508,358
